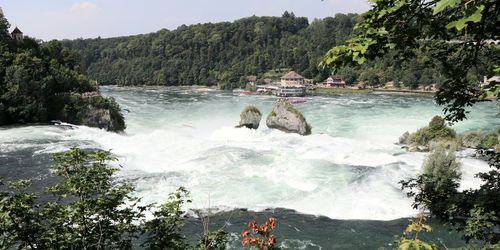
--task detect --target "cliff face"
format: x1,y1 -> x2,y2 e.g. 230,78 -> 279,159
60,95 -> 126,132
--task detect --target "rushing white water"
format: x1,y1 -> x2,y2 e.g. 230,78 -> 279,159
1,86 -> 498,221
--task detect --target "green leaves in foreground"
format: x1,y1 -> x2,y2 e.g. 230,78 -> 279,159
0,148 -> 229,249
397,212 -> 436,250
321,0 -> 499,123
432,0 -> 461,15
445,5 -> 485,31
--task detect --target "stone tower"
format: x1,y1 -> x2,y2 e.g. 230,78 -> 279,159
11,27 -> 23,41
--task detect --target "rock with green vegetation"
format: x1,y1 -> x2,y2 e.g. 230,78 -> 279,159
458,130 -> 499,151
236,106 -> 261,129
81,107 -> 111,130
460,131 -> 483,149
480,132 -> 499,150
400,116 -> 457,152
266,99 -> 311,135
61,95 -> 126,132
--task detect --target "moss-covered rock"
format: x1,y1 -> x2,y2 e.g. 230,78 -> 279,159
237,106 -> 262,129
480,133 -> 499,150
457,130 -> 499,151
266,99 -> 311,135
460,131 -> 483,149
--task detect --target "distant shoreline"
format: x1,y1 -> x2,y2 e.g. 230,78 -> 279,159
100,85 -> 497,101
312,87 -> 436,96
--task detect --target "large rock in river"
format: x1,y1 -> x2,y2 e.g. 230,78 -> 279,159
266,99 -> 311,135
237,106 -> 262,129
80,106 -> 113,130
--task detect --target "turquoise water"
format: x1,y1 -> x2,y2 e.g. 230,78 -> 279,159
0,86 -> 498,248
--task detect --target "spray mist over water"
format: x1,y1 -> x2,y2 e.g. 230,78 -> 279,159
1,86 -> 498,220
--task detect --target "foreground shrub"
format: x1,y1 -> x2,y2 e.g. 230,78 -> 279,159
241,217 -> 278,250
0,148 -> 228,249
421,145 -> 461,195
401,149 -> 500,245
395,212 -> 436,250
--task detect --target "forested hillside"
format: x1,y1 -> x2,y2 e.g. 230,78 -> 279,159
0,9 -> 125,131
63,12 -> 495,90
63,12 -> 361,88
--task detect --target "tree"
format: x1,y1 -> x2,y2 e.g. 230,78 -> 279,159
401,149 -> 500,245
359,67 -> 380,86
321,0 -> 500,123
0,10 -> 125,131
61,13 -> 359,88
0,7 -> 10,43
321,1 -> 500,246
0,149 -> 146,249
0,148 -> 230,249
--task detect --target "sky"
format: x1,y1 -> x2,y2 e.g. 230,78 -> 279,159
0,0 -> 371,41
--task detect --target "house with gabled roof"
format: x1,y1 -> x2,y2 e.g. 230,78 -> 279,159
280,71 -> 304,87
277,71 -> 306,97
322,75 -> 346,88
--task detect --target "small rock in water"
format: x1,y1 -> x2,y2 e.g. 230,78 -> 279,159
399,131 -> 410,144
236,106 -> 262,129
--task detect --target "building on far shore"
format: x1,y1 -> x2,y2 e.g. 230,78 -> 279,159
277,71 -> 306,97
246,75 -> 257,85
321,75 -> 346,88
10,27 -> 23,42
280,71 -> 305,87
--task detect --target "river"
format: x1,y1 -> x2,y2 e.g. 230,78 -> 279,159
1,86 -> 498,249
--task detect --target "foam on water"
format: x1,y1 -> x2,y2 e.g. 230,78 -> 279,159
1,86 -> 498,221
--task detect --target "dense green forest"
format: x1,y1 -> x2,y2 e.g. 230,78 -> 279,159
0,9 -> 125,131
62,12 -> 456,89
62,12 -> 356,88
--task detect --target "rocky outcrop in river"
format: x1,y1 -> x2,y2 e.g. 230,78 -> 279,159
65,95 -> 126,133
266,99 -> 311,135
237,106 -> 262,129
80,106 -> 113,131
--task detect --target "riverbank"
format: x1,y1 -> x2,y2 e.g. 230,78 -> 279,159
312,87 -> 436,96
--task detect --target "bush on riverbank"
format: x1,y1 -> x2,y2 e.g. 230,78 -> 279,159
421,145 -> 461,196
400,116 -> 456,152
